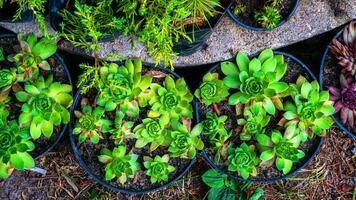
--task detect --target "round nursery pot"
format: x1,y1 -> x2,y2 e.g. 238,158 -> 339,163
69,63 -> 197,195
196,51 -> 323,183
0,2 -> 33,23
173,0 -> 230,56
0,34 -> 73,160
49,0 -> 121,43
319,20 -> 356,139
226,0 -> 299,31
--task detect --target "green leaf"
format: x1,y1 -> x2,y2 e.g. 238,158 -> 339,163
223,75 -> 239,88
258,48 -> 273,63
139,75 -> 153,90
249,58 -> 261,74
256,134 -> 272,146
263,98 -> 275,115
261,57 -> 277,72
260,150 -> 274,161
301,82 -> 312,98
30,121 -> 42,139
10,154 -> 24,170
221,61 -> 239,76
269,82 -> 288,93
41,120 -> 53,138
202,169 -> 226,188
236,52 -> 250,72
18,152 -> 34,169
15,91 -> 30,102
284,111 -> 297,120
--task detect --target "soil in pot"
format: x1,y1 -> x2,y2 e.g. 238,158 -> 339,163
198,56 -> 321,180
231,0 -> 297,28
0,36 -> 71,158
73,67 -> 194,191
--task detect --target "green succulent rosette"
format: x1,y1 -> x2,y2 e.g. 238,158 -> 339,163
143,154 -> 175,184
148,76 -> 193,121
98,146 -> 140,184
15,75 -> 73,139
168,122 -> 204,159
257,130 -> 305,174
0,68 -> 17,92
221,48 -> 288,115
227,143 -> 260,179
133,115 -> 170,151
73,105 -> 112,144
194,72 -> 229,106
283,76 -> 334,138
0,120 -> 35,179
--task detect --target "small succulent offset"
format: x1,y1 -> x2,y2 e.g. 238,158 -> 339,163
222,49 -> 288,115
109,111 -> 134,145
194,72 -> 229,106
149,76 -> 193,120
98,146 -> 140,184
168,122 -> 204,159
330,21 -> 356,77
143,154 -> 175,184
0,120 -> 35,179
254,6 -> 282,29
257,130 -> 305,174
133,115 -> 170,151
15,76 -> 73,139
284,76 -> 334,138
0,68 -> 17,92
237,102 -> 271,141
227,143 -> 260,179
201,112 -> 228,138
329,74 -> 356,129
73,105 -> 112,144
97,60 -> 153,117
8,33 -> 57,81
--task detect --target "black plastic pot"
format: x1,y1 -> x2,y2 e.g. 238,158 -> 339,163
319,21 -> 356,139
0,2 -> 33,23
226,0 -> 300,31
196,51 -> 323,183
0,34 -> 73,160
69,63 -> 197,195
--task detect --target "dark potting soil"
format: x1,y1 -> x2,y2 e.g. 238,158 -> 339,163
231,0 -> 296,28
0,36 -> 70,158
74,68 -> 193,191
321,40 -> 356,134
198,56 -> 320,180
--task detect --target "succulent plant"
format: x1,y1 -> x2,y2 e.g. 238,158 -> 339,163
143,154 -> 175,184
237,102 -> 270,141
209,130 -> 232,163
15,76 -> 73,139
97,60 -> 153,117
201,112 -> 228,138
284,76 -> 334,138
8,33 -> 57,81
0,120 -> 35,179
254,6 -> 282,29
149,76 -> 193,121
227,143 -> 260,179
0,47 -> 4,61
133,115 -> 170,151
0,68 -> 17,92
257,130 -> 305,174
168,122 -> 204,159
73,105 -> 112,144
194,72 -> 229,106
330,21 -> 356,77
329,74 -> 356,128
222,49 -> 288,115
109,111 -> 134,145
98,146 -> 140,184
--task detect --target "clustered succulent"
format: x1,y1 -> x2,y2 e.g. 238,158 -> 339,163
74,59 -> 202,185
233,0 -> 283,29
329,21 -> 356,131
0,33 -> 72,179
195,48 -> 334,179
